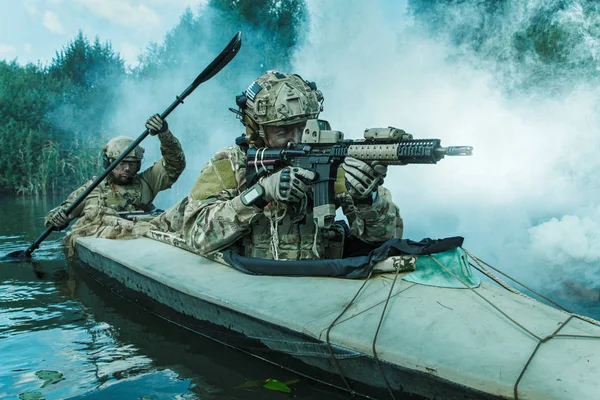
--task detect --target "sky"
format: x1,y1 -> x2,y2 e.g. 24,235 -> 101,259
1,0 -> 599,307
0,0 -> 206,66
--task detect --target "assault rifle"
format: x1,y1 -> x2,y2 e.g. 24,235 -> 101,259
246,119 -> 473,229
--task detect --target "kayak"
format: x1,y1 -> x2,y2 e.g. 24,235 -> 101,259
72,234 -> 600,400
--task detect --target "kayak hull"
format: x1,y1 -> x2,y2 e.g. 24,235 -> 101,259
73,237 -> 600,400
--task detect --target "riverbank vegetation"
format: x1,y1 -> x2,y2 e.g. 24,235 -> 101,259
2,0 -> 597,195
0,0 -> 306,195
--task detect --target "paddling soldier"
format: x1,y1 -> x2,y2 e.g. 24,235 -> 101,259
45,114 -> 186,229
182,70 -> 403,260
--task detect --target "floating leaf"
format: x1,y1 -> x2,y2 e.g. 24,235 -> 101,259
235,379 -> 264,389
263,378 -> 292,393
35,370 -> 65,387
18,392 -> 45,400
140,396 -> 153,400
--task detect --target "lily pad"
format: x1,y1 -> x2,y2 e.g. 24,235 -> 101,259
18,392 -> 45,400
35,370 -> 65,387
263,378 -> 292,393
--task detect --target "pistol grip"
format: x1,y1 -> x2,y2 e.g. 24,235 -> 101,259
311,163 -> 338,229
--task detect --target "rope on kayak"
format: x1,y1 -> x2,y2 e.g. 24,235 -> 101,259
429,254 -> 600,400
512,314 -> 600,399
371,261 -> 402,400
324,264 -> 413,400
429,254 -> 543,340
324,268 -> 374,395
463,248 -> 600,327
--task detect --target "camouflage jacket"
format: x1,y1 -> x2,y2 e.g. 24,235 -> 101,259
46,131 -> 185,223
182,145 -> 403,260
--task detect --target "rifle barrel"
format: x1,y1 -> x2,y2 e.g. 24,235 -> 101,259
435,146 -> 473,157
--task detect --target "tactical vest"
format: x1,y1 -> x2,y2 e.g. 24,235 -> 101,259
241,202 -> 346,260
97,177 -> 154,212
190,144 -> 348,261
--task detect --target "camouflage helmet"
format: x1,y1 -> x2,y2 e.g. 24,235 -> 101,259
237,70 -> 324,143
103,136 -> 144,162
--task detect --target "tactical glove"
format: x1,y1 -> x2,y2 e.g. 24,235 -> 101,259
146,114 -> 169,135
260,167 -> 316,204
342,157 -> 387,200
46,208 -> 73,230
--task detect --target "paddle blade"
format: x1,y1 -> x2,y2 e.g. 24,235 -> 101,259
191,31 -> 242,89
1,250 -> 30,262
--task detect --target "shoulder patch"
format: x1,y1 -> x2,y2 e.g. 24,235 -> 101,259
190,158 -> 238,200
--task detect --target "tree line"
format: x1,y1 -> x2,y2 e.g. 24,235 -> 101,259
0,0 -> 307,195
408,0 -> 600,92
2,0 -> 592,195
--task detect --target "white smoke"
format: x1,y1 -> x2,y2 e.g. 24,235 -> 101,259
292,0 -> 600,299
96,0 -> 599,307
105,5 -> 266,204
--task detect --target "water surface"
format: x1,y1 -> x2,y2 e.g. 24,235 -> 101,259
0,195 -> 349,400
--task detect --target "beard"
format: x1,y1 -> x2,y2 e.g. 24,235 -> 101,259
111,172 -> 136,185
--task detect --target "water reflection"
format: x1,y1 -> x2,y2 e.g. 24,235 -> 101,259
1,194 -> 597,400
0,195 -> 347,399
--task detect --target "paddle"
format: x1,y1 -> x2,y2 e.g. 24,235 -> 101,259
3,32 -> 242,261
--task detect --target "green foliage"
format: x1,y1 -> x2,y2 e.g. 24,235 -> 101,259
210,0 -> 307,50
407,0 -> 600,92
135,0 -> 307,80
236,377 -> 298,393
0,1 -> 307,195
0,31 -> 121,195
49,32 -> 124,88
262,378 -> 293,393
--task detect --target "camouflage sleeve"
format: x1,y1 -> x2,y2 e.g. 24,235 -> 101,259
140,130 -> 186,194
44,179 -> 102,223
340,186 -> 403,243
183,191 -> 262,255
181,146 -> 261,255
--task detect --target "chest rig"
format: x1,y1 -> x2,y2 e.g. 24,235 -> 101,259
241,199 -> 346,261
98,177 -> 153,212
235,138 -> 346,260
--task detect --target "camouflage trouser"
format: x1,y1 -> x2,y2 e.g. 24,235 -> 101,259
63,206 -> 154,257
149,196 -> 188,233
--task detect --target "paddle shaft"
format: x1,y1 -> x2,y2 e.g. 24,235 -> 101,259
19,32 -> 243,259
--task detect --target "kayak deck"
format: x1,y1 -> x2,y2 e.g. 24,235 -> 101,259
74,237 -> 600,400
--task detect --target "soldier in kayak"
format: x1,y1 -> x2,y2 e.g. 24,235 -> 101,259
182,71 -> 402,260
45,114 -> 186,230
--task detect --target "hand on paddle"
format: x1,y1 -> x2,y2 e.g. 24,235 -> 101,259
2,32 -> 242,261
145,114 -> 169,135
45,208 -> 73,230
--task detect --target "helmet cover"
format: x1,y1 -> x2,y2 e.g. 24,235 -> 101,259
103,136 -> 144,161
242,70 -> 323,128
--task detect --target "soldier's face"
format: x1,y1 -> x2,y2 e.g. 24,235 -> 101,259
263,123 -> 304,148
111,159 -> 141,184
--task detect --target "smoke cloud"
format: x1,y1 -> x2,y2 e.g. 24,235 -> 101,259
95,0 -> 598,311
290,0 -> 600,304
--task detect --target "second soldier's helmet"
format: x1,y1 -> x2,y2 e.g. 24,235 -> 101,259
102,136 -> 144,167
235,70 -> 324,144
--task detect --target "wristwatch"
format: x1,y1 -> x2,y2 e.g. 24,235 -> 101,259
240,183 -> 268,208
